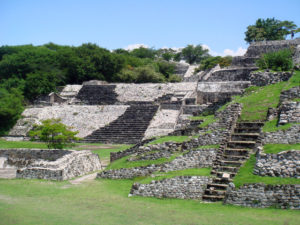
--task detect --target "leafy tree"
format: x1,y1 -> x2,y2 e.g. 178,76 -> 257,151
200,56 -> 232,70
24,72 -> 58,101
245,18 -> 297,43
130,47 -> 157,59
29,119 -> 80,149
256,49 -> 293,71
180,45 -> 210,64
0,88 -> 24,135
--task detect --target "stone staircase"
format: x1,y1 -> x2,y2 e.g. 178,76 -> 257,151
202,122 -> 263,202
84,104 -> 159,144
76,85 -> 118,105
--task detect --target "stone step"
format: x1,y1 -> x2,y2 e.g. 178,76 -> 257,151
219,160 -> 243,167
204,189 -> 226,196
224,148 -> 249,156
213,177 -> 233,184
212,166 -> 239,173
234,128 -> 261,133
227,141 -> 256,149
213,171 -> 237,178
231,133 -> 260,141
202,195 -> 225,201
236,122 -> 264,129
221,154 -> 248,161
207,183 -> 228,190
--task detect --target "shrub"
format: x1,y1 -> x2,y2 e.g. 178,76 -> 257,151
29,119 -> 81,149
256,49 -> 293,71
199,56 -> 232,71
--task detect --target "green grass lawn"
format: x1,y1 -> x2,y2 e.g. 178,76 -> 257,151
0,178 -> 299,225
233,154 -> 300,188
263,143 -> 300,154
262,119 -> 295,132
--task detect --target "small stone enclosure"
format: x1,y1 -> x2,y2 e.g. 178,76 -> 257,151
0,149 -> 102,180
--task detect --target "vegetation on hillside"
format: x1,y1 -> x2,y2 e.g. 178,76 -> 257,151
256,49 -> 293,71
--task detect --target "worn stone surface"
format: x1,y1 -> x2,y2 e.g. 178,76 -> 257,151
8,105 -> 128,138
203,67 -> 258,82
130,176 -> 212,199
262,124 -> 300,144
197,82 -> 250,104
224,183 -> 300,209
144,109 -> 180,139
254,150 -> 300,178
278,101 -> 300,124
250,71 -> 293,86
0,149 -> 101,180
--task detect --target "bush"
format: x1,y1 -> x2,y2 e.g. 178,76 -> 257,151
29,119 -> 81,149
256,49 -> 293,71
199,56 -> 232,71
134,65 -> 165,83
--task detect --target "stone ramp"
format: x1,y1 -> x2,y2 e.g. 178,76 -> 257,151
84,104 -> 159,144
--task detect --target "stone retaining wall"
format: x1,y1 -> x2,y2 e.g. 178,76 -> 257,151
262,124 -> 300,144
254,150 -> 300,178
249,71 -> 293,86
280,86 -> 300,103
278,101 -> 300,124
98,165 -> 157,179
160,149 -> 216,172
130,176 -> 213,199
0,149 -> 101,180
224,183 -> 300,209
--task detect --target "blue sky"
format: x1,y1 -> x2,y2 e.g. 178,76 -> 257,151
1,0 -> 300,56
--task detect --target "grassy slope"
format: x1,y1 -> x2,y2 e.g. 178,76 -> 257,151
233,155 -> 300,188
263,143 -> 300,154
0,179 -> 300,225
147,136 -> 190,145
218,70 -> 300,121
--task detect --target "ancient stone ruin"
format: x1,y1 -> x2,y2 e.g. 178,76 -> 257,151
2,38 -> 300,209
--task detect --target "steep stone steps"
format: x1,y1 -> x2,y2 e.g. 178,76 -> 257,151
227,141 -> 256,149
84,104 -> 159,144
202,121 -> 263,202
231,133 -> 260,141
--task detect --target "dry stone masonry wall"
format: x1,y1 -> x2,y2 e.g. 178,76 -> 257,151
280,86 -> 300,103
224,183 -> 300,209
262,124 -> 300,144
254,150 -> 300,178
250,71 -> 294,86
278,101 -> 300,124
160,149 -> 217,172
130,176 -> 213,200
0,149 -> 101,180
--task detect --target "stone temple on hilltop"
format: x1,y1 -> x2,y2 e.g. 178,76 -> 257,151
6,38 -> 300,145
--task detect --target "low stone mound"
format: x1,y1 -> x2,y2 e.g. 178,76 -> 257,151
0,149 -> 101,180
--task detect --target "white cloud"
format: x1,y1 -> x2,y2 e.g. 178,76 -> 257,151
124,43 -> 148,51
223,47 -> 247,56
202,45 -> 247,57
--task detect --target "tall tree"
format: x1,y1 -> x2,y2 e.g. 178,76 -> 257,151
180,45 -> 209,64
245,18 -> 297,44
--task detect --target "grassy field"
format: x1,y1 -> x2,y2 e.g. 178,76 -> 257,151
1,178 -> 300,225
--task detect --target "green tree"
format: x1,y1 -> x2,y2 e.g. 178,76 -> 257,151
130,47 -> 157,59
180,45 -> 210,64
245,18 -> 297,44
29,119 -> 80,149
0,88 -> 24,135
